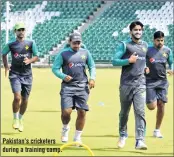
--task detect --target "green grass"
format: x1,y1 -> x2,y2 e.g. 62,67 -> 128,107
1,68 -> 173,156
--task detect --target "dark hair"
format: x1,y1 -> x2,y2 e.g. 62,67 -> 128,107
154,31 -> 164,39
129,21 -> 144,31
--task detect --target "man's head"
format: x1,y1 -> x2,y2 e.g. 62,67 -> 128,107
14,22 -> 26,39
153,31 -> 164,49
69,32 -> 82,51
129,21 -> 144,40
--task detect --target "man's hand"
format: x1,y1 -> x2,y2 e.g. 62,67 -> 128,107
64,75 -> 73,82
23,57 -> 31,65
88,79 -> 95,89
129,52 -> 138,63
167,70 -> 174,76
145,67 -> 150,74
5,67 -> 10,77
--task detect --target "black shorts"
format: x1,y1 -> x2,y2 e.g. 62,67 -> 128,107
146,80 -> 169,103
9,71 -> 32,98
60,84 -> 90,111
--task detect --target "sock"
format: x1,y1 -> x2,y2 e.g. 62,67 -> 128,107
19,113 -> 23,120
13,112 -> 19,119
154,129 -> 160,132
63,124 -> 69,129
74,130 -> 82,140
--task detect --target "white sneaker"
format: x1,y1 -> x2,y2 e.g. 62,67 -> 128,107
135,140 -> 147,150
12,119 -> 19,130
18,119 -> 24,132
117,136 -> 127,148
73,138 -> 82,147
153,130 -> 163,138
61,127 -> 70,143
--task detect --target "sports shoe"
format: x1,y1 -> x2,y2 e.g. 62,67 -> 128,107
18,119 -> 24,132
117,136 -> 127,148
73,138 -> 82,147
12,119 -> 19,130
135,140 -> 147,150
61,127 -> 70,143
153,130 -> 163,138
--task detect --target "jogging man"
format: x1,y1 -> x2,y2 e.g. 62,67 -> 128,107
52,32 -> 96,144
146,31 -> 173,138
1,22 -> 39,132
112,21 -> 148,150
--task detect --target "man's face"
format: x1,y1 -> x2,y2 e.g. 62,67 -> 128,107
70,41 -> 81,51
154,37 -> 164,49
15,28 -> 25,39
130,25 -> 143,40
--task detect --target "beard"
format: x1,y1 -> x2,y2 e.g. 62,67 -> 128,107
131,30 -> 142,40
156,44 -> 163,49
132,33 -> 142,40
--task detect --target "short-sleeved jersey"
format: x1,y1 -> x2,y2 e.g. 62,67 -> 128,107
52,47 -> 96,85
2,39 -> 39,75
146,45 -> 173,81
113,39 -> 148,86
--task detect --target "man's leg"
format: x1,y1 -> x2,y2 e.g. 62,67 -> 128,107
73,109 -> 86,143
9,74 -> 22,130
118,85 -> 133,148
17,80 -> 32,132
61,108 -> 72,142
73,88 -> 89,143
153,84 -> 168,138
133,86 -> 147,150
146,88 -> 157,110
17,96 -> 29,132
155,100 -> 165,129
60,93 -> 74,143
76,109 -> 86,131
61,108 -> 73,125
12,92 -> 21,129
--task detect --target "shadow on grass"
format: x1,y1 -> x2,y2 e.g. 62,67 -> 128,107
82,134 -> 154,139
92,147 -> 173,155
1,132 -> 20,136
27,110 -> 61,113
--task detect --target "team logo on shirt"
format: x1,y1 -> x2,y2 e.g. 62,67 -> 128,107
68,62 -> 86,68
14,52 -> 19,58
68,62 -> 74,68
13,52 -> 29,59
25,45 -> 29,50
81,55 -> 86,60
162,52 -> 167,58
149,58 -> 155,63
142,47 -> 147,52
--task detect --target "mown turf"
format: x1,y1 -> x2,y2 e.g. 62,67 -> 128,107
1,68 -> 173,156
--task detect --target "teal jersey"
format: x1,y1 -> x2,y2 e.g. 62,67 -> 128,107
112,39 -> 148,85
52,47 -> 96,84
1,39 -> 39,75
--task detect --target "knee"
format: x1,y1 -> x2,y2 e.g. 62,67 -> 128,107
21,97 -> 28,104
14,95 -> 21,103
77,109 -> 86,118
157,100 -> 164,109
147,103 -> 156,110
62,110 -> 71,118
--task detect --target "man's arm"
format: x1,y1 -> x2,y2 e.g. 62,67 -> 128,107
167,49 -> 173,70
167,50 -> 174,75
1,44 -> 10,77
112,42 -> 129,66
52,52 -> 67,80
87,51 -> 96,80
87,51 -> 96,89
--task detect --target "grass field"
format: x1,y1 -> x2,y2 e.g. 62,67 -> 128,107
1,68 -> 173,156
